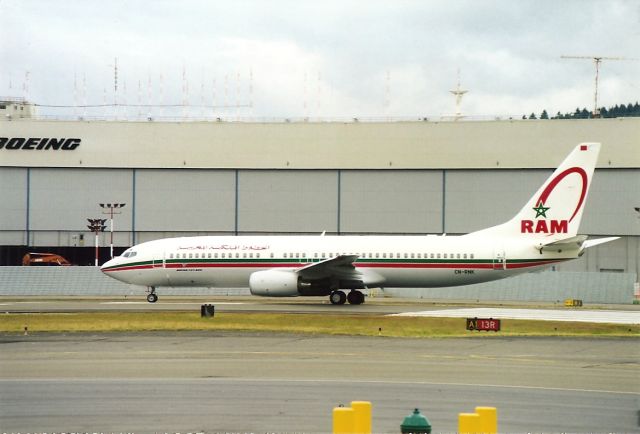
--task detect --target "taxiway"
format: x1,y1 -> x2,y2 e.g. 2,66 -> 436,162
1,331 -> 638,432
2,296 -> 639,323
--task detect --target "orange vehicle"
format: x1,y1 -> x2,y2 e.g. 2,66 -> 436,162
22,252 -> 72,266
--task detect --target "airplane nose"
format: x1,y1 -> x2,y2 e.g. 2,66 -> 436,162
100,258 -> 115,272
100,257 -> 133,284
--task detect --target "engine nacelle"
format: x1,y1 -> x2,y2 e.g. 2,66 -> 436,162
249,270 -> 300,297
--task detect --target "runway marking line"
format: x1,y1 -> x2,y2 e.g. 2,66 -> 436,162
391,307 -> 640,324
0,301 -> 56,304
0,377 -> 637,396
101,301 -> 246,305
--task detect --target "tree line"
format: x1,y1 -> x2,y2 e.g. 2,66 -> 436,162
524,102 -> 640,120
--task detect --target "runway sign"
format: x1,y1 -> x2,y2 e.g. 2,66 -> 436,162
466,317 -> 501,332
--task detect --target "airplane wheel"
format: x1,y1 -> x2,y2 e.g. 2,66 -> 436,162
147,293 -> 158,303
330,291 -> 346,305
347,290 -> 364,305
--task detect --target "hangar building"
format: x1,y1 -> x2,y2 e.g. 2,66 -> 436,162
0,99 -> 638,297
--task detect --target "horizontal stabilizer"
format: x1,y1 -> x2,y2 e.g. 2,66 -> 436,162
536,235 -> 588,252
582,236 -> 620,249
537,235 -> 619,253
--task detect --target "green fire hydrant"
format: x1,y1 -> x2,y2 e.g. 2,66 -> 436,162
400,408 -> 432,434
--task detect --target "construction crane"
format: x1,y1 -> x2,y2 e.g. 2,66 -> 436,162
560,55 -> 637,117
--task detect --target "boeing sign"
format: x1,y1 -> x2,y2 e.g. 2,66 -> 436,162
0,137 -> 81,150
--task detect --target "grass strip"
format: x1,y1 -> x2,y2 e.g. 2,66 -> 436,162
1,312 -> 638,337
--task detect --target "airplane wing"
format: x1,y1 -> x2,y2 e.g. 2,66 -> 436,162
297,254 -> 361,280
295,255 -> 386,287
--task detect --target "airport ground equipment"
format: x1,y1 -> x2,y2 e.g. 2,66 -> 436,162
22,252 -> 71,266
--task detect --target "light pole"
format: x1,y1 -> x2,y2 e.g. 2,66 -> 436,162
99,203 -> 126,259
635,208 -> 640,299
87,218 -> 106,266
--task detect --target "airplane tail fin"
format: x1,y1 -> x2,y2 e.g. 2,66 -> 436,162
471,143 -> 600,241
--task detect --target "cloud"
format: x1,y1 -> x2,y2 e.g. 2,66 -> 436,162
1,0 -> 638,119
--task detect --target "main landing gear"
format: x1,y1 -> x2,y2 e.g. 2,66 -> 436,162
329,290 -> 365,305
146,287 -> 158,303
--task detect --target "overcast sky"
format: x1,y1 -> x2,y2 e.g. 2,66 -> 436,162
1,0 -> 639,119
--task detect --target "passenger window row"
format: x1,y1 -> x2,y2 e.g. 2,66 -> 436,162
165,252 -> 475,260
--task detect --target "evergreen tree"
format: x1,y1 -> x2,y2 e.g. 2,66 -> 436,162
612,104 -> 620,117
537,102 -> 640,120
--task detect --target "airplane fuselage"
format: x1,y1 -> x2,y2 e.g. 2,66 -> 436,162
102,234 -> 575,290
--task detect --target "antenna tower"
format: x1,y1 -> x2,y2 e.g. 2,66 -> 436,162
560,55 -> 638,117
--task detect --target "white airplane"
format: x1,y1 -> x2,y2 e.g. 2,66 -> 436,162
101,143 -> 617,304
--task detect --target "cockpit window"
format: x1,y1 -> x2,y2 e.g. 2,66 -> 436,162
122,250 -> 137,258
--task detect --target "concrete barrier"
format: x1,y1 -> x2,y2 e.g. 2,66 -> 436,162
0,266 -> 249,296
0,267 -> 636,303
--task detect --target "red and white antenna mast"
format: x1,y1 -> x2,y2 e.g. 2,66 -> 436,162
560,55 -> 637,117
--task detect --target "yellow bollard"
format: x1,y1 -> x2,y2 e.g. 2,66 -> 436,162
333,406 -> 355,434
351,401 -> 372,434
475,406 -> 497,433
458,412 -> 480,434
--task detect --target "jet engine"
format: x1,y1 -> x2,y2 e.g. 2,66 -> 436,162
249,270 -> 333,297
249,270 -> 300,296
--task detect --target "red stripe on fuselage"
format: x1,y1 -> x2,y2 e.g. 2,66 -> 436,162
103,259 -> 566,274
